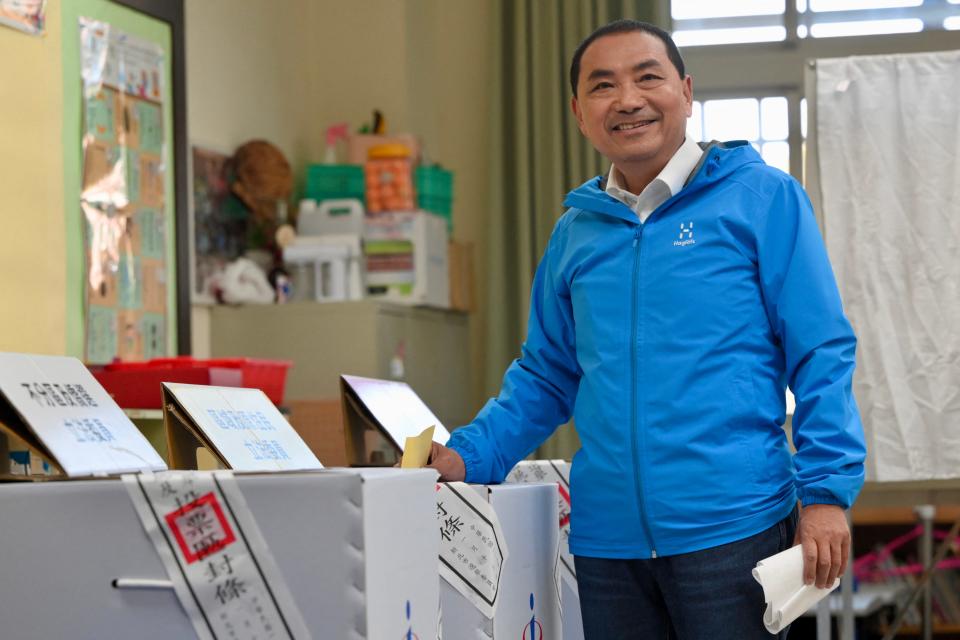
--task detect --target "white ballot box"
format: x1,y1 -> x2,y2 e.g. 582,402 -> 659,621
506,460 -> 583,640
337,467 -> 441,639
561,579 -> 584,640
0,468 -> 439,639
440,482 -> 562,639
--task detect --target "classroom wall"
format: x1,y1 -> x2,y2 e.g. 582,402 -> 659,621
185,0 -> 338,169
404,1 -> 494,407
0,2 -> 66,355
185,0 -> 316,356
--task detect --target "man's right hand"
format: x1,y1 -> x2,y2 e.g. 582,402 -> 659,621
426,442 -> 466,481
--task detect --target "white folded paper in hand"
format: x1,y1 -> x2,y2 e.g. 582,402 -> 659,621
753,545 -> 840,634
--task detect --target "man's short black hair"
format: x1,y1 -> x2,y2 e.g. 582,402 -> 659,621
569,19 -> 685,96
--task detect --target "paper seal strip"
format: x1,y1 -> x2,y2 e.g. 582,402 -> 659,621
123,471 -> 311,640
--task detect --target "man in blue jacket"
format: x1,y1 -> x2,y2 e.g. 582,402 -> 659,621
428,19 -> 866,639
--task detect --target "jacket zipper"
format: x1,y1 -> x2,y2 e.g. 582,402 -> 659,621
631,225 -> 658,558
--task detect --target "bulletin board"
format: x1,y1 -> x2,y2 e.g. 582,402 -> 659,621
79,17 -> 168,363
61,0 -> 187,362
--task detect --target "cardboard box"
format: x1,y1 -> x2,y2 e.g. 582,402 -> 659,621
365,211 -> 450,308
448,240 -> 476,313
0,468 -> 440,639
286,398 -> 349,467
440,483 -> 562,639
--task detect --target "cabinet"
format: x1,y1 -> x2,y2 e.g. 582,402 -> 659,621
209,301 -> 474,429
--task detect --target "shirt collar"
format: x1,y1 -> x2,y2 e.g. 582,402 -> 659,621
605,136 -> 704,200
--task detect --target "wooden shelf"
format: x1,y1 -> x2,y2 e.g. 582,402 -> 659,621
880,624 -> 960,636
852,505 -> 960,526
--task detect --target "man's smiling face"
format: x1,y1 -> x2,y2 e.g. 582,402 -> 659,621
572,31 -> 693,182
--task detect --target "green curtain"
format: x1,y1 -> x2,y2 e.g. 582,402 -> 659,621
482,0 -> 665,461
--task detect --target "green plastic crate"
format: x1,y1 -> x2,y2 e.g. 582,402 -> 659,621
415,166 -> 453,232
305,164 -> 365,203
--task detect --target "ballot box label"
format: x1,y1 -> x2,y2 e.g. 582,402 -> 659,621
436,482 -> 509,619
124,471 -> 310,640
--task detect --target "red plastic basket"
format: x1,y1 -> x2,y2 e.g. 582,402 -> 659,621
205,358 -> 292,406
91,357 -> 292,408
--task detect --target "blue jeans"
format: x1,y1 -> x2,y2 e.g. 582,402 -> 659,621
574,507 -> 798,640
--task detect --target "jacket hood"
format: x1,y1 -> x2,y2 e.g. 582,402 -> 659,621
562,140 -> 763,223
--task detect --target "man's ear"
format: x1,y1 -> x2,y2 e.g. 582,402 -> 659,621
571,95 -> 587,135
683,75 -> 694,118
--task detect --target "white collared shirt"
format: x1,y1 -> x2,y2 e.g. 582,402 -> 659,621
605,136 -> 704,223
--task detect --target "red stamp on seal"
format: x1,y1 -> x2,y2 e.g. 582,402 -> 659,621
164,492 -> 236,564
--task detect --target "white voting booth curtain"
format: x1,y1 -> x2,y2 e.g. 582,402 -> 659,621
814,50 -> 960,481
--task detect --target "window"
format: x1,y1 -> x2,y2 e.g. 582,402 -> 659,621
672,0 -> 785,20
670,0 -> 957,46
672,1 -> 787,46
687,96 -> 792,173
947,0 -> 960,29
799,0 -> 953,38
673,26 -> 787,46
806,0 -> 922,10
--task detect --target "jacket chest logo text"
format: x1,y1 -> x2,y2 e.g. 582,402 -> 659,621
673,222 -> 696,247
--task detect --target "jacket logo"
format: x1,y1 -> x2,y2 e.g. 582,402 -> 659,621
674,222 -> 696,247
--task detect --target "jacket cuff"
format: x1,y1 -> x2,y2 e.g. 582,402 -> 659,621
798,489 -> 848,509
447,436 -> 482,484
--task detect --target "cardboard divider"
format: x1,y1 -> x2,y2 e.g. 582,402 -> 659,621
339,374 -> 448,466
340,382 -> 378,466
339,379 -> 405,466
0,353 -> 166,478
162,388 -> 218,470
0,401 -> 64,479
161,382 -> 322,471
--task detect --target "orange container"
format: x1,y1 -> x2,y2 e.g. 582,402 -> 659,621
364,143 -> 415,213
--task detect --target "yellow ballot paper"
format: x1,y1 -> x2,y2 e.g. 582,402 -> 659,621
400,425 -> 435,468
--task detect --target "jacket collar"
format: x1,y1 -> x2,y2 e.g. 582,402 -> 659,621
564,140 -> 760,224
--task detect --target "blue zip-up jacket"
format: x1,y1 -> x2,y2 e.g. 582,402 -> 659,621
448,141 -> 867,559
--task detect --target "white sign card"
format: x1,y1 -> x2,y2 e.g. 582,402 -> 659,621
123,471 -> 310,640
436,482 -> 509,619
162,383 -> 322,471
0,352 -> 166,476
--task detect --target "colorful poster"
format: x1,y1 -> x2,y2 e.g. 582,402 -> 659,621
0,0 -> 46,36
80,17 -> 167,364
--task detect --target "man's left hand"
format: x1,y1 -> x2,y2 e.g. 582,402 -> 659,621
794,504 -> 850,589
